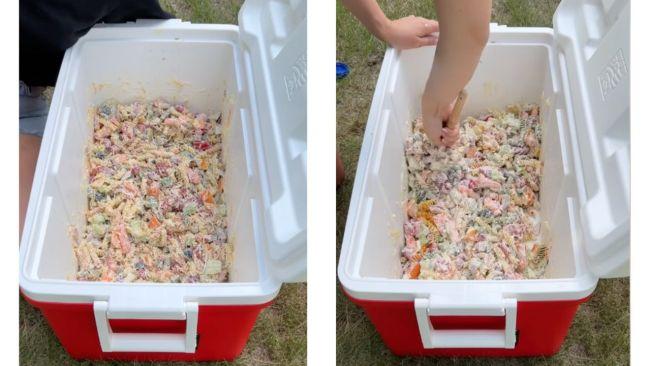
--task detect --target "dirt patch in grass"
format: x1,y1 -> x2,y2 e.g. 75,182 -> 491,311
336,1 -> 629,365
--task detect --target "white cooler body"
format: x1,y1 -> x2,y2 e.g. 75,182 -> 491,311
19,0 -> 307,361
339,0 -> 629,356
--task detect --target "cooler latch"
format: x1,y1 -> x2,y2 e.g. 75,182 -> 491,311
414,297 -> 517,349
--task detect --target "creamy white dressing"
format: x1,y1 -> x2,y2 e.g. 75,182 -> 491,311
402,105 -> 548,280
70,100 -> 232,283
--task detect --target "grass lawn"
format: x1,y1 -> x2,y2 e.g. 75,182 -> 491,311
19,1 -> 306,365
335,1 -> 630,365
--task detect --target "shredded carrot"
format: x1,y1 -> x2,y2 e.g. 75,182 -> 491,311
147,186 -> 160,197
201,190 -> 214,205
199,158 -> 209,170
101,272 -> 112,282
409,263 -> 421,279
149,216 -> 161,229
417,200 -> 439,233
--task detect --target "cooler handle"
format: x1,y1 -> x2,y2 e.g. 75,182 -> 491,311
93,301 -> 199,353
414,298 -> 517,349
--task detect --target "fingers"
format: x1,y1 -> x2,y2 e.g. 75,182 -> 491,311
441,127 -> 460,147
418,34 -> 438,47
417,17 -> 439,34
416,19 -> 439,47
389,16 -> 439,50
442,127 -> 459,141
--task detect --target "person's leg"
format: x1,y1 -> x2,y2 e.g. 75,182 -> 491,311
336,152 -> 345,186
20,134 -> 41,236
19,81 -> 48,236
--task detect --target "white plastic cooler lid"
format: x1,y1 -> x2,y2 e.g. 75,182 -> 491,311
553,0 -> 630,277
238,0 -> 307,282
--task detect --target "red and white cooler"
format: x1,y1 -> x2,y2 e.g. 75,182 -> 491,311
338,0 -> 629,357
19,0 -> 306,361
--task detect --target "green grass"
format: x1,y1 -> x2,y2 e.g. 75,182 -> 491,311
160,0 -> 242,24
336,1 -> 630,365
19,1 -> 306,365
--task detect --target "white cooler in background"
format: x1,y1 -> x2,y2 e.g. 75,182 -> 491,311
19,0 -> 306,361
339,0 -> 629,357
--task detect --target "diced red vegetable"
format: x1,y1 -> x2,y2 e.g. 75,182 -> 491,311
193,140 -> 211,151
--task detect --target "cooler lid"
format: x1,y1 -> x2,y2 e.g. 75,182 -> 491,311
238,0 -> 307,282
553,0 -> 629,277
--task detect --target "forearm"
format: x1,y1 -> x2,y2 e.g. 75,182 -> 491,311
341,0 -> 390,42
424,0 -> 491,115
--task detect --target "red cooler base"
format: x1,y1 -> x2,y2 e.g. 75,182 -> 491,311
23,294 -> 272,361
345,291 -> 589,357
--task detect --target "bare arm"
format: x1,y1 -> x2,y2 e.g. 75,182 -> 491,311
422,0 -> 491,146
341,0 -> 439,50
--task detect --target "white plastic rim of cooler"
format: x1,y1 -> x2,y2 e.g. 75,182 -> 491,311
239,0 -> 307,283
20,0 -> 306,312
339,0 -> 629,304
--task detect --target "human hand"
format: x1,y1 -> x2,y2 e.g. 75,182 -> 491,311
381,16 -> 439,50
421,98 -> 459,147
